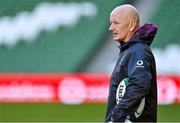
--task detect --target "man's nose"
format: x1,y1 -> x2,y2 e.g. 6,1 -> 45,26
109,25 -> 113,31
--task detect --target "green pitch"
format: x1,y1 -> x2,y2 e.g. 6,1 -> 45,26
0,103 -> 179,122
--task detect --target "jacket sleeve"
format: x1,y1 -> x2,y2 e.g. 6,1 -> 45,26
111,45 -> 153,122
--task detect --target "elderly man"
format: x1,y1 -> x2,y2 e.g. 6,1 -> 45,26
105,4 -> 158,122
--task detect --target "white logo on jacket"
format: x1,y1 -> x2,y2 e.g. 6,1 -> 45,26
136,60 -> 144,68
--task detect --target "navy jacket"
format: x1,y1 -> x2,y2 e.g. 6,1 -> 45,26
105,23 -> 158,122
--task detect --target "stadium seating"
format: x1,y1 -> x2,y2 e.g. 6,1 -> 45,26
150,0 -> 180,48
0,0 -> 125,72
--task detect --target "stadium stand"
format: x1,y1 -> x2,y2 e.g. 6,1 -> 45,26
0,0 -> 125,72
150,0 -> 180,48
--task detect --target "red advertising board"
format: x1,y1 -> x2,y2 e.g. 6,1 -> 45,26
0,73 -> 179,105
157,75 -> 180,104
0,73 -> 109,104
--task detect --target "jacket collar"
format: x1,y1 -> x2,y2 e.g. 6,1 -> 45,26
118,23 -> 158,51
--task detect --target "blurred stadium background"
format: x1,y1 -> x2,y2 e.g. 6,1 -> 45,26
0,0 -> 180,122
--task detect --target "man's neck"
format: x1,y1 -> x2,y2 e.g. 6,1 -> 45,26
124,29 -> 137,42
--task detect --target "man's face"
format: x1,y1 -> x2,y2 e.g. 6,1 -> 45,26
109,13 -> 130,42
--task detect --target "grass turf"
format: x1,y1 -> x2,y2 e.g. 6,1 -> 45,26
0,103 -> 179,122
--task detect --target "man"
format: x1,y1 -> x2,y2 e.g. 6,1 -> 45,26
105,4 -> 158,122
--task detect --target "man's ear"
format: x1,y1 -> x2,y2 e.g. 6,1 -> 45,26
129,20 -> 136,32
